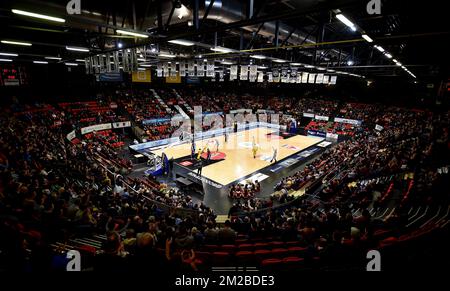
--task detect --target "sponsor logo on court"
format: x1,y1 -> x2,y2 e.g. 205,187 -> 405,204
187,172 -> 222,189
279,158 -> 298,167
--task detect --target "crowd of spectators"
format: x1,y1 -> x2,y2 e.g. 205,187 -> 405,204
228,180 -> 261,199
0,89 -> 448,272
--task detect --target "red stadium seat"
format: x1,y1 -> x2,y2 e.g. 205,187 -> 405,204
271,248 -> 288,258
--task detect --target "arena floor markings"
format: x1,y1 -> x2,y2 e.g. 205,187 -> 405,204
151,127 -> 324,185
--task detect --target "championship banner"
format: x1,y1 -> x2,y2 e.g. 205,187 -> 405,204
166,73 -> 181,83
272,69 -> 280,82
257,72 -> 264,82
99,54 -> 106,73
323,75 -> 330,84
179,61 -> 186,76
156,63 -> 163,77
196,62 -> 205,77
219,70 -> 224,82
206,62 -> 215,77
308,73 -> 316,84
163,62 -> 169,77
187,61 -> 194,77
132,69 -> 151,83
249,65 -> 257,82
240,65 -> 248,80
267,72 -> 273,82
296,72 -> 302,83
330,75 -> 337,85
169,62 -> 178,77
316,73 -> 324,84
230,65 -> 238,80
301,72 -> 309,83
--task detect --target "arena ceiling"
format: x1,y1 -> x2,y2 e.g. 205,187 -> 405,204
0,0 -> 448,81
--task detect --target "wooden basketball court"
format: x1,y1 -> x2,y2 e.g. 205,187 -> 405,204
151,127 -> 323,185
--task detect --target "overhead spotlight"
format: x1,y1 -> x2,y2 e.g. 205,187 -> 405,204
116,29 -> 149,38
336,13 -> 356,31
33,61 -> 48,64
66,46 -> 89,52
117,42 -> 123,48
1,40 -> 32,46
159,53 -> 176,58
45,56 -> 62,60
151,47 -> 157,53
374,45 -> 385,52
210,46 -> 233,53
250,55 -> 266,59
361,34 -> 373,43
384,53 -> 393,59
65,63 -> 78,66
396,62 -> 402,66
347,60 -> 354,66
168,39 -> 194,46
0,59 -> 13,62
272,59 -> 287,63
0,52 -> 18,57
12,9 -> 65,23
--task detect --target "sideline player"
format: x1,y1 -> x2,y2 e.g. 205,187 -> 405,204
270,146 -> 278,163
214,138 -> 220,152
252,139 -> 258,159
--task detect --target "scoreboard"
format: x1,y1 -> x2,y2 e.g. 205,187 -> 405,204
0,65 -> 28,86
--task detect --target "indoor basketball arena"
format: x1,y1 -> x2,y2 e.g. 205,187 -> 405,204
0,0 -> 449,283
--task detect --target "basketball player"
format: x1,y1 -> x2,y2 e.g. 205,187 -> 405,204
191,140 -> 196,160
214,138 -> 219,152
270,146 -> 278,163
196,147 -> 203,160
252,142 -> 258,159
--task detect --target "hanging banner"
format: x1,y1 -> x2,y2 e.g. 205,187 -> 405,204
301,72 -> 309,83
257,72 -> 264,82
218,70 -> 224,82
330,75 -> 337,85
196,62 -> 205,77
187,61 -> 194,77
230,65 -> 238,80
206,62 -> 215,77
179,61 -> 186,76
156,63 -> 163,77
163,62 -> 169,77
240,65 -> 248,80
296,72 -> 302,83
308,73 -> 316,83
249,65 -> 257,82
316,73 -> 324,84
267,72 -> 273,82
323,75 -> 330,84
132,69 -> 151,83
